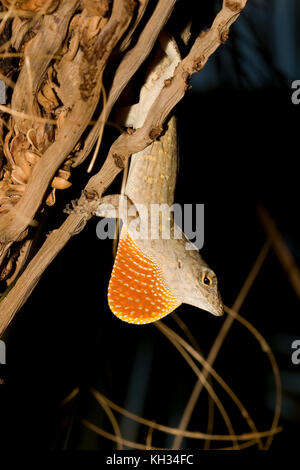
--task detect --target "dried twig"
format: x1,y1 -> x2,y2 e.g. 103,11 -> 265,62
172,241 -> 270,449
257,203 -> 300,302
88,388 -> 282,443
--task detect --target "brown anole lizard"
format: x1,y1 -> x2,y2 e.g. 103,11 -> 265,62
97,34 -> 223,324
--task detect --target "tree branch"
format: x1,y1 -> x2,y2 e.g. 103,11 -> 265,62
0,0 -> 135,245
0,0 -> 248,335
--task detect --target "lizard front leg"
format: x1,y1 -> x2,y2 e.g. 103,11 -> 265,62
96,194 -> 138,223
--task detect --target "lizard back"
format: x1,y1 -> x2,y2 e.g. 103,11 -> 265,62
125,116 -> 177,208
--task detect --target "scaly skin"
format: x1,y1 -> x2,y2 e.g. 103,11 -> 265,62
108,117 -> 223,324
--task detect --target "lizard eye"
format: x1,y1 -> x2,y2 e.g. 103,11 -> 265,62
200,272 -> 213,286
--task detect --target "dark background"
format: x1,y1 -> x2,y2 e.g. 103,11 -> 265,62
0,0 -> 299,451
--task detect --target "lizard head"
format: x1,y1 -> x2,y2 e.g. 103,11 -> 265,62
175,254 -> 224,317
155,236 -> 224,318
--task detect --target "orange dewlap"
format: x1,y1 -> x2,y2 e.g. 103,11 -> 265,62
108,227 -> 180,324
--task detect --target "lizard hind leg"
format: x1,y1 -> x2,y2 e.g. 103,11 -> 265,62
108,226 -> 181,325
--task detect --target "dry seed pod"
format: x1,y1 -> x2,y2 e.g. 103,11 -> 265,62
58,168 -> 71,180
51,177 -> 72,190
10,133 -> 30,168
46,188 -> 56,206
